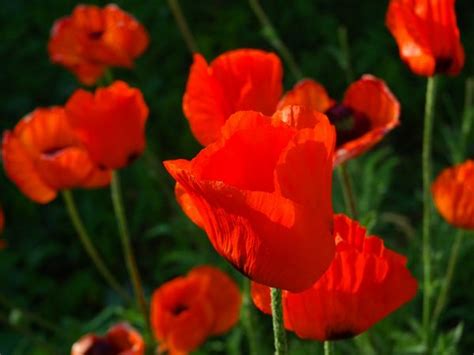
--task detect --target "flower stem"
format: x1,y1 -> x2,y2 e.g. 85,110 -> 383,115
337,163 -> 358,219
432,230 -> 464,325
242,279 -> 259,355
459,77 -> 474,161
110,171 -> 149,327
167,0 -> 199,53
421,75 -> 438,350
324,341 -> 332,355
337,26 -> 354,84
270,288 -> 287,355
61,190 -> 130,302
248,0 -> 303,81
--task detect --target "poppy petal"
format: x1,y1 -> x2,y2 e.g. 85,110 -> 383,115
277,79 -> 335,113
336,75 -> 400,164
183,49 -> 283,146
2,132 -> 56,203
252,214 -> 418,341
432,160 -> 474,229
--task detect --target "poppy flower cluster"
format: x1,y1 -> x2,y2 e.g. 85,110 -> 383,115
71,323 -> 144,355
432,160 -> 474,230
2,81 -> 148,203
165,106 -> 336,292
251,214 -> 418,340
150,265 -> 241,354
183,49 -> 400,165
48,4 -> 149,85
386,0 -> 464,76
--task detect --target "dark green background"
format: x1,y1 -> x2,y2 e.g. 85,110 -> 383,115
0,0 -> 473,353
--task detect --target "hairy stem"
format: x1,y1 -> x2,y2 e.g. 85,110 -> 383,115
271,288 -> 288,355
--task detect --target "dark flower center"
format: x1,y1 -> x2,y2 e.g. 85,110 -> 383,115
435,57 -> 453,74
171,303 -> 189,316
325,104 -> 371,147
41,145 -> 71,157
86,339 -> 119,355
88,31 -> 104,40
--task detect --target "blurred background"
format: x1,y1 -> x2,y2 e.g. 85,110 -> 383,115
0,0 -> 473,353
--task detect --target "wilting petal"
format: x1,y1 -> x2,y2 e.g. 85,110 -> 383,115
335,75 -> 400,165
432,160 -> 474,230
252,214 -> 418,341
65,81 -> 149,169
277,79 -> 335,113
164,109 -> 335,291
386,0 -> 464,76
183,49 -> 283,146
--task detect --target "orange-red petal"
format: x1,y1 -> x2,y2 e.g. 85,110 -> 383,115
432,160 -> 474,230
336,75 -> 400,165
150,266 -> 240,354
386,0 -> 464,76
183,49 -> 283,146
2,107 -> 111,203
48,4 -> 149,85
188,266 -> 242,335
164,109 -> 335,292
252,214 -> 418,341
277,79 -> 335,113
65,81 -> 149,169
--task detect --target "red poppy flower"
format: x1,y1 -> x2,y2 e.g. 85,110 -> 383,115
183,49 -> 283,146
164,106 -> 336,292
48,4 -> 149,85
252,214 -> 418,341
71,322 -> 144,355
278,76 -> 400,165
432,160 -> 474,230
2,107 -> 111,204
150,265 -> 241,354
386,0 -> 464,76
65,81 -> 149,170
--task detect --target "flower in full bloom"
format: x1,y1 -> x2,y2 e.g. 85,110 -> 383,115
2,107 -> 111,203
71,322 -> 144,355
386,0 -> 464,76
165,106 -> 335,291
278,75 -> 400,165
252,214 -> 418,341
48,4 -> 149,85
183,49 -> 283,146
432,160 -> 474,230
65,81 -> 149,170
150,265 -> 241,354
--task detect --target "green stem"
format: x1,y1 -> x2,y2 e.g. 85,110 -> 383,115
270,288 -> 287,355
167,0 -> 199,53
459,77 -> 474,160
324,341 -> 332,355
421,76 -> 438,351
61,190 -> 130,302
337,26 -> 354,84
337,163 -> 358,219
432,230 -> 464,325
242,279 -> 259,355
110,171 -> 149,327
248,0 -> 303,81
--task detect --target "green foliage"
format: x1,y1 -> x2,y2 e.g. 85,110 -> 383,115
1,0 -> 474,354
